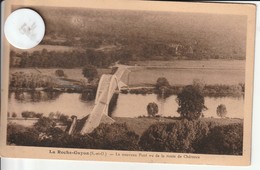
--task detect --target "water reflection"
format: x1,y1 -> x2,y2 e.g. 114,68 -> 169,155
8,92 -> 244,119
10,91 -> 62,103
80,91 -> 96,102
8,92 -> 94,119
112,94 -> 244,119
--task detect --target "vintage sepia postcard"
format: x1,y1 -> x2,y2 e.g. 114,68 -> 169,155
0,0 -> 256,166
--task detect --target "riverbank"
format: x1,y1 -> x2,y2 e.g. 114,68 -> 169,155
121,83 -> 244,98
9,81 -> 244,98
9,86 -> 96,93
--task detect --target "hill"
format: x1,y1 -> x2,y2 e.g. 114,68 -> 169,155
11,6 -> 247,68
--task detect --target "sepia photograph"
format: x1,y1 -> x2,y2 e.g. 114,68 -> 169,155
0,0 -> 256,166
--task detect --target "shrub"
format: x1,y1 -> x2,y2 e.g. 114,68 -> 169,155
82,65 -> 98,82
37,127 -> 70,147
203,84 -> 242,97
89,123 -> 139,150
80,91 -> 96,101
216,104 -> 227,118
21,111 -> 43,119
22,111 -> 34,118
155,77 -> 171,98
59,114 -> 70,124
12,112 -> 17,118
196,123 -> 243,155
176,85 -> 207,120
34,117 -> 56,132
147,102 -> 159,117
192,79 -> 205,92
139,120 -> 209,153
156,77 -> 170,89
55,69 -> 65,77
7,123 -> 40,146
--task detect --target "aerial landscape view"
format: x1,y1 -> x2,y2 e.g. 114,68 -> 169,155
7,6 -> 246,156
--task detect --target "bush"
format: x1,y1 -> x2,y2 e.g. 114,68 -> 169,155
12,112 -> 17,118
196,123 -> 243,155
55,69 -> 65,77
21,111 -> 43,119
89,123 -> 140,150
34,117 -> 56,132
7,123 -> 40,146
216,104 -> 227,118
203,84 -> 243,97
139,120 -> 209,153
7,118 -> 93,148
156,77 -> 170,89
147,102 -> 159,117
82,65 -> 98,82
155,77 -> 171,98
80,91 -> 96,101
37,127 -> 72,147
192,79 -> 205,92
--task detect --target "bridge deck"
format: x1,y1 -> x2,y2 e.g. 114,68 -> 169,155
80,66 -> 129,134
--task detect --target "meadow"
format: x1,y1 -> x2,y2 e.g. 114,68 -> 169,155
10,59 -> 245,86
10,68 -> 111,82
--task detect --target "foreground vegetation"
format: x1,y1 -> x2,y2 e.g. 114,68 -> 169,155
7,116 -> 243,155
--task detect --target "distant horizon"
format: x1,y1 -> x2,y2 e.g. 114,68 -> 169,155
10,5 -> 247,61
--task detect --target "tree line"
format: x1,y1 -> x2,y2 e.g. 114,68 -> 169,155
10,49 -> 118,68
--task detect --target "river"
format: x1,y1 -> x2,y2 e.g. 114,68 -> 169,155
8,92 -> 244,119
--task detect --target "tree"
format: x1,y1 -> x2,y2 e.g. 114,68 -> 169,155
216,104 -> 227,118
155,77 -> 171,98
139,120 -> 209,152
90,123 -> 139,150
156,77 -> 170,90
82,65 -> 98,82
197,123 -> 243,155
176,85 -> 207,120
147,102 -> 159,117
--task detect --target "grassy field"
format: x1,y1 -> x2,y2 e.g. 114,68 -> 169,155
127,69 -> 244,86
130,59 -> 245,70
10,68 -> 111,82
113,117 -> 243,136
10,59 -> 245,86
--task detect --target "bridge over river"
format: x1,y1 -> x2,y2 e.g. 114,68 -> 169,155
77,65 -> 131,134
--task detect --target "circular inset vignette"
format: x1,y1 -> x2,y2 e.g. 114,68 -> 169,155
4,8 -> 45,49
